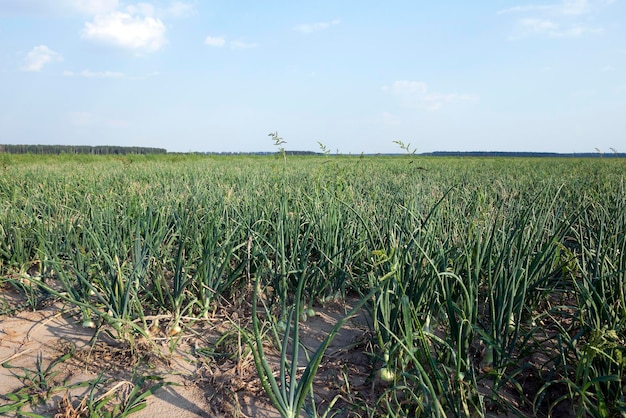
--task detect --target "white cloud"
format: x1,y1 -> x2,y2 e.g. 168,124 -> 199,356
293,19 -> 340,33
205,36 -> 258,49
384,80 -> 428,95
510,18 -> 601,38
125,2 -> 155,17
205,36 -> 225,47
384,80 -> 478,111
163,1 -> 195,18
497,5 -> 553,15
500,0 -> 611,39
71,0 -> 119,15
230,40 -> 258,50
560,0 -> 591,15
63,69 -> 125,78
123,1 -> 196,18
82,11 -> 166,51
520,18 -> 559,32
22,45 -> 62,72
554,25 -> 601,37
498,0 -> 611,16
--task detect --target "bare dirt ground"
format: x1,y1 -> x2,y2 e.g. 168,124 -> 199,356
0,286 -> 374,418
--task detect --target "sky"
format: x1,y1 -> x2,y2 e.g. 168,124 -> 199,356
0,0 -> 625,154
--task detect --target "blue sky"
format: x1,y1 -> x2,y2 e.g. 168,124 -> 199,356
1,0 -> 624,153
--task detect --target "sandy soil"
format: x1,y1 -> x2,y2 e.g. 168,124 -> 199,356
0,286 -> 373,418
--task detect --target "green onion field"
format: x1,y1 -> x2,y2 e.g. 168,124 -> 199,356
1,152 -> 625,417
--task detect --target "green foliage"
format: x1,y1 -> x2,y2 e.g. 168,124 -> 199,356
1,153 -> 625,416
0,144 -> 166,155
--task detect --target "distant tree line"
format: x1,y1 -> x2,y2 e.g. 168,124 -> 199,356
195,150 -> 322,156
422,151 -> 626,158
0,144 -> 167,155
2,144 -> 622,158
284,150 -> 320,156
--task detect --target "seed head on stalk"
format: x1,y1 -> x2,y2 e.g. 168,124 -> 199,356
269,131 -> 286,157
